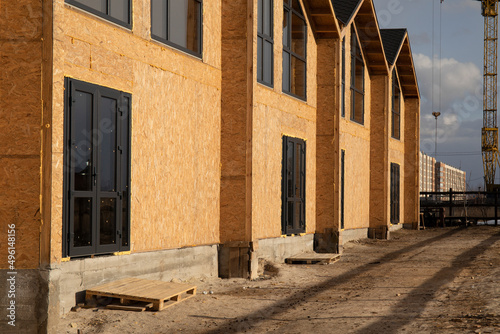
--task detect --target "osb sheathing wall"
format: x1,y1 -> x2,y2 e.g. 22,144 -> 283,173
369,75 -> 389,228
404,98 -> 420,224
338,26 -> 372,231
0,0 -> 44,269
49,0 -> 222,263
388,69 -> 406,225
220,0 -> 250,243
220,0 -> 317,242
316,38 -> 339,234
252,0 -> 317,240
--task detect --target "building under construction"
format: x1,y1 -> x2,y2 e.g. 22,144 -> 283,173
0,0 -> 420,332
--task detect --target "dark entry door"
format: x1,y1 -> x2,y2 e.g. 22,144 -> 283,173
64,78 -> 131,257
390,163 -> 400,225
282,136 -> 306,235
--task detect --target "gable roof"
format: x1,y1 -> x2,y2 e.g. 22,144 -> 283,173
380,29 -> 407,65
331,0 -> 363,25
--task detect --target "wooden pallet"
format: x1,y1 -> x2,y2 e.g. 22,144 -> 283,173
85,277 -> 196,311
286,253 -> 340,265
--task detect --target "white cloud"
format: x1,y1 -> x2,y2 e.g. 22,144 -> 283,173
414,53 -> 482,113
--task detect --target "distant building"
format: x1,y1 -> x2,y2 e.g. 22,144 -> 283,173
419,152 -> 466,194
420,152 -> 436,193
435,162 -> 467,193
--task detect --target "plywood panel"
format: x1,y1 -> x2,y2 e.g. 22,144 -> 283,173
0,157 -> 40,269
220,0 -> 250,243
0,0 -> 43,269
50,0 -> 222,262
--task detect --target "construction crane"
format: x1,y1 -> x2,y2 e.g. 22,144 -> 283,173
480,0 -> 500,192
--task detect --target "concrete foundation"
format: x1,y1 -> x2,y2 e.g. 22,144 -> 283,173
255,234 -> 314,263
341,228 -> 369,244
0,269 -> 46,334
45,245 -> 218,332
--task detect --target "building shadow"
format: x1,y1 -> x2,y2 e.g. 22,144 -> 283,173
197,227 -> 481,334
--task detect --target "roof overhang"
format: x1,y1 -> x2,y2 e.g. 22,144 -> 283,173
353,0 -> 389,75
394,34 -> 420,98
300,0 -> 341,39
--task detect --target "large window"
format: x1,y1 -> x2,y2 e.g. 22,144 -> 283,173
63,78 -> 131,257
258,0 -> 274,87
392,69 -> 401,139
390,163 -> 400,225
282,136 -> 306,235
350,26 -> 365,124
66,0 -> 131,28
282,0 -> 307,100
151,0 -> 203,57
341,37 -> 346,118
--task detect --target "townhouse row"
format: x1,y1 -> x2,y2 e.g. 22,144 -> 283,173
0,0 -> 420,332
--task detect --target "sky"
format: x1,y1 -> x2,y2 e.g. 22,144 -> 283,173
373,0 -> 485,189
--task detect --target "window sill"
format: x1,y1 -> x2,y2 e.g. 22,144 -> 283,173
282,90 -> 307,103
150,36 -> 203,61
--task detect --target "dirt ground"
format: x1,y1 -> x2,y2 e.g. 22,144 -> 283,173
57,226 -> 500,334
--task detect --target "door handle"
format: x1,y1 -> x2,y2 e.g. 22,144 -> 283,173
92,167 -> 97,186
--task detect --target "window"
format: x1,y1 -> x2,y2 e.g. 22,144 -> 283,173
258,0 -> 274,86
341,37 -> 346,118
340,149 -> 345,229
350,26 -> 365,124
151,0 -> 203,57
392,69 -> 401,139
63,78 -> 131,257
282,136 -> 306,235
282,0 -> 307,100
66,0 -> 131,28
390,163 -> 400,225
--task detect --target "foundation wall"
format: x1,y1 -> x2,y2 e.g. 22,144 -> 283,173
256,234 -> 314,263
49,0 -> 222,263
0,270 -> 45,333
45,245 -> 218,331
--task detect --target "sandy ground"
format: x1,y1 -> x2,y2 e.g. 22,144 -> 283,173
57,226 -> 500,334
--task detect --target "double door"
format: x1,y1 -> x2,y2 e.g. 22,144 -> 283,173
64,79 -> 130,257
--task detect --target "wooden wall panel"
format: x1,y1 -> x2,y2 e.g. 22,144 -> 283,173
0,0 -> 43,269
50,0 -> 221,262
220,0 -> 249,243
369,75 -> 389,228
316,39 -> 338,234
338,26 -> 372,230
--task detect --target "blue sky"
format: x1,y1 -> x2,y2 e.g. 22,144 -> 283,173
373,0 -> 485,189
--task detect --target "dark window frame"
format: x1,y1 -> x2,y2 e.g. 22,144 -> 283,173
65,0 -> 132,29
282,0 -> 307,100
258,0 -> 274,87
281,135 -> 306,235
350,25 -> 365,125
62,78 -> 131,258
392,68 -> 401,139
341,37 -> 346,118
151,0 -> 203,58
390,163 -> 400,225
